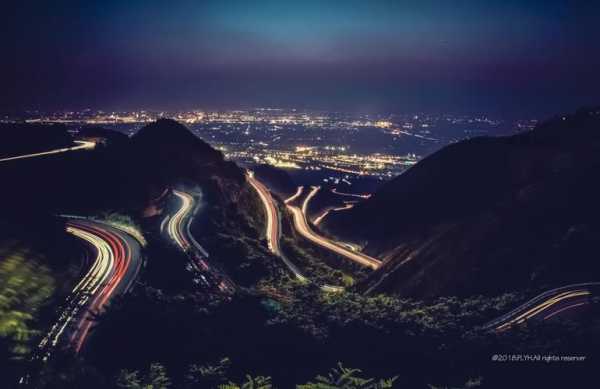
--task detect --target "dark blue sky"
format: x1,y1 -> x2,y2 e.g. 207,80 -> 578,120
3,0 -> 600,116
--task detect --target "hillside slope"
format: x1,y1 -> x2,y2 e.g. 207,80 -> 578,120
129,119 -> 246,203
323,108 -> 600,298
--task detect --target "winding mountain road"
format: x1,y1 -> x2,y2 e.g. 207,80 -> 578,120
165,189 -> 234,293
246,172 -> 343,292
38,219 -> 142,357
247,172 -> 307,280
287,186 -> 381,270
484,283 -> 600,331
167,190 -> 196,252
313,203 -> 355,226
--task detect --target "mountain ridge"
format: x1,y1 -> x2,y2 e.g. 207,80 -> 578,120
323,107 -> 600,298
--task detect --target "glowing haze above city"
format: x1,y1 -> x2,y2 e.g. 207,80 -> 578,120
3,0 -> 600,116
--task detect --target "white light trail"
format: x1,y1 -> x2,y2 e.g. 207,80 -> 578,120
0,140 -> 95,162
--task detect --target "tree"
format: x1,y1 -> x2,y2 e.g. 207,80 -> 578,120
0,247 -> 55,359
185,358 -> 231,388
428,376 -> 483,389
221,375 -> 273,389
116,370 -> 142,389
116,363 -> 172,389
298,363 -> 397,389
147,363 -> 172,388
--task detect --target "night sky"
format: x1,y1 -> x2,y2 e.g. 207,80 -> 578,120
3,0 -> 600,116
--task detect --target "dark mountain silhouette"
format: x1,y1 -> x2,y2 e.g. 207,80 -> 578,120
0,122 -> 72,158
129,119 -> 243,198
252,164 -> 296,198
78,126 -> 130,146
323,107 -> 600,298
132,119 -> 221,159
0,119 -> 246,216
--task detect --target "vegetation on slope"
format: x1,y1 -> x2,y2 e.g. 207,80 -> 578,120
323,107 -> 600,298
0,243 -> 56,386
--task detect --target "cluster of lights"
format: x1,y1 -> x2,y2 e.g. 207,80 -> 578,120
2,108 -> 524,180
225,145 -> 418,177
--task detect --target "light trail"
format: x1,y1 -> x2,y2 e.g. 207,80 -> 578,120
37,219 -> 142,358
284,186 -> 304,204
287,186 -> 381,270
247,172 -> 343,292
160,214 -> 171,233
247,171 -> 280,254
543,302 -> 588,320
287,205 -> 380,269
495,290 -> 590,331
484,283 -> 600,331
301,186 -> 320,216
247,171 -> 306,282
312,210 -> 330,226
331,188 -> 371,199
0,140 -> 95,162
313,203 -> 355,226
167,190 -> 194,251
166,189 -> 236,294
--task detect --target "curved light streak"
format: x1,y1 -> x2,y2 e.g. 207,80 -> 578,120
166,189 -> 235,294
160,214 -> 171,233
168,190 -> 194,251
313,203 -> 355,226
38,220 -> 141,358
485,283 -> 600,331
495,290 -> 590,331
301,186 -> 320,216
287,186 -> 381,269
247,171 -> 279,254
247,172 -> 343,292
543,302 -> 588,320
284,186 -> 304,204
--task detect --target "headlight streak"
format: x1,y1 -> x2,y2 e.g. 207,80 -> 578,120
0,140 -> 95,162
247,172 -> 343,292
166,189 -> 236,294
160,214 -> 171,233
246,171 -> 278,254
36,220 -> 140,360
168,191 -> 194,251
331,188 -> 371,199
287,186 -> 381,270
484,283 -> 600,332
495,290 -> 591,332
313,203 -> 354,226
284,186 -> 304,204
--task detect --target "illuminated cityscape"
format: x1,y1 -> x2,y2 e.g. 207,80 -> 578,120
3,108 -> 535,181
